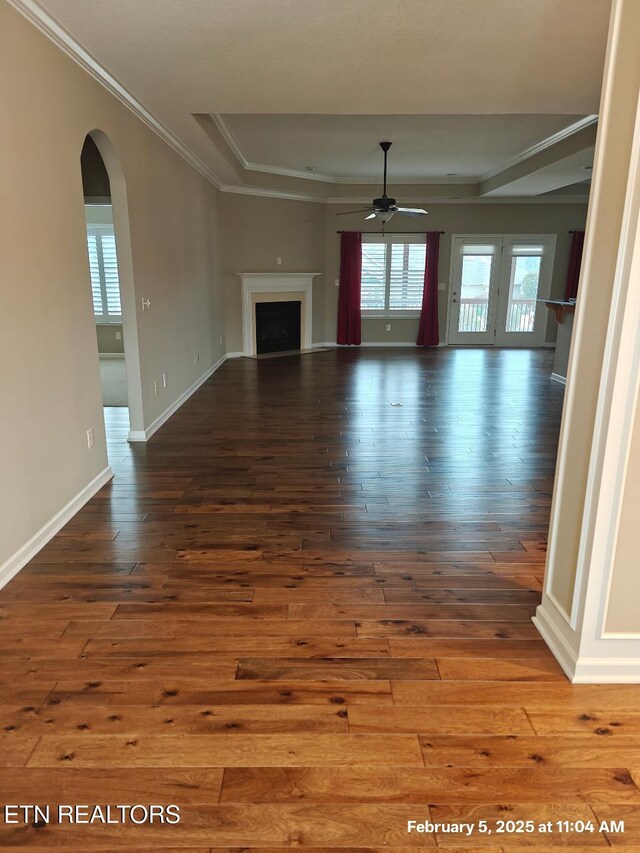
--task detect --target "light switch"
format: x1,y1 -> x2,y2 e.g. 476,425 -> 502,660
438,282 -> 447,291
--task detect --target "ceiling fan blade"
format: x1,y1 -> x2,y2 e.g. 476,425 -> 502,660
397,208 -> 428,217
365,213 -> 377,220
335,208 -> 373,216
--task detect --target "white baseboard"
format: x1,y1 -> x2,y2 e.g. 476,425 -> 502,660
228,343 -> 441,354
532,605 -> 577,681
534,604 -> 640,683
551,372 -> 567,385
327,342 -> 441,348
128,354 -> 227,442
98,352 -> 125,359
571,658 -> 640,682
0,466 -> 113,591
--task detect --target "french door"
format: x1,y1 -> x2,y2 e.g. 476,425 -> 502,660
447,235 -> 556,346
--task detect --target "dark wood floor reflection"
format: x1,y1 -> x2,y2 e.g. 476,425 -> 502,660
2,348 -> 639,850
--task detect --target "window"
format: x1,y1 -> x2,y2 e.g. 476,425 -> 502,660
361,234 -> 426,315
87,225 -> 122,322
505,243 -> 544,333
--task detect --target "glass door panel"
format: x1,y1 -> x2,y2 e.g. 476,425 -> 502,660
495,237 -> 555,346
448,238 -> 501,345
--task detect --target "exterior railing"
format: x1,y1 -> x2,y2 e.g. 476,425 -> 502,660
506,298 -> 537,332
458,298 -> 537,334
458,299 -> 489,333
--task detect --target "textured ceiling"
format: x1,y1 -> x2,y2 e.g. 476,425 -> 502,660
34,0 -> 610,194
41,0 -> 610,114
220,114 -> 587,180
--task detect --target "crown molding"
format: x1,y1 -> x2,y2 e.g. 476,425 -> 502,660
214,112 -> 598,189
479,114 -> 599,182
214,113 -> 480,185
7,0 -> 223,188
325,194 -> 588,205
212,115 -> 337,183
219,185 -> 588,205
10,0 -> 596,205
220,184 -> 328,203
332,175 -> 475,185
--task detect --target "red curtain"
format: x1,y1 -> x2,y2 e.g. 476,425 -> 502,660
337,232 -> 362,345
416,231 -> 441,347
565,231 -> 585,300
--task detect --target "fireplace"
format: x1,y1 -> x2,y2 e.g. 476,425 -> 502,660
238,273 -> 320,357
255,301 -> 301,354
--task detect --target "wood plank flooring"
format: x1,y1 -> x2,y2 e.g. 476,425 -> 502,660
1,347 -> 639,850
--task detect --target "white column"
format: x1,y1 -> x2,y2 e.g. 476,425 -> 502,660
535,0 -> 640,682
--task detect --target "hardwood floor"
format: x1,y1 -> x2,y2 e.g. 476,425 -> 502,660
1,347 -> 639,850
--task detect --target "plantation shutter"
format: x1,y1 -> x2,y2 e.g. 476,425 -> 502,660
361,242 -> 387,310
87,226 -> 122,321
388,242 -> 426,310
360,235 -> 426,313
87,234 -> 104,317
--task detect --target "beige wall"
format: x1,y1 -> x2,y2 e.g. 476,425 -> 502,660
96,324 -> 124,354
219,193 -> 587,351
0,3 -> 225,574
219,194 -> 326,352
324,203 -> 588,344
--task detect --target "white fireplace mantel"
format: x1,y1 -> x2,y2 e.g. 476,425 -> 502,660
238,272 -> 321,356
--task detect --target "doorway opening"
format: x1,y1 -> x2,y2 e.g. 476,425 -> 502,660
447,234 -> 557,346
80,132 -> 143,461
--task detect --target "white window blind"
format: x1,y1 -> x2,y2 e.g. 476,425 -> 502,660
87,226 -> 122,322
361,242 -> 387,310
361,235 -> 426,315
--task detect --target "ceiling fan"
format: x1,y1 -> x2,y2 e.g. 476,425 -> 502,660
336,141 -> 428,223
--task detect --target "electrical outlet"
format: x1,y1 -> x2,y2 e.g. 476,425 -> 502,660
438,282 -> 447,291
142,297 -> 151,311
154,380 -> 159,395
386,324 -> 391,332
162,372 -> 167,388
219,335 -> 223,346
194,352 -> 200,365
115,331 -> 122,340
277,257 -> 282,265
335,278 -> 339,287
86,428 -> 94,450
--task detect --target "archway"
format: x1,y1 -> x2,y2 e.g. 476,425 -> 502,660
80,130 -> 144,447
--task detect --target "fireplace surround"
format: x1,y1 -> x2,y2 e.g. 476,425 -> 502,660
238,273 -> 321,356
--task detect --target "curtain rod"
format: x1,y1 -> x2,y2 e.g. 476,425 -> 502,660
336,230 -> 445,234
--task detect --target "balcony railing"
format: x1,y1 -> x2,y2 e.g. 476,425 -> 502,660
506,298 -> 537,333
457,298 -> 537,334
458,299 -> 489,333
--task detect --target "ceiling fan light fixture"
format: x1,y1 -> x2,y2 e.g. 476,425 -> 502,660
335,141 -> 426,223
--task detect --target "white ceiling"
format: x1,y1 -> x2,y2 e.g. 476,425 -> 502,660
220,114 -> 588,181
31,0 -> 611,195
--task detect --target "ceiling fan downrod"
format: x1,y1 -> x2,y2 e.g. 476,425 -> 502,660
380,141 -> 392,198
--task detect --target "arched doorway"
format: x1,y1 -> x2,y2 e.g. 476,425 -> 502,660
80,131 -> 144,454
